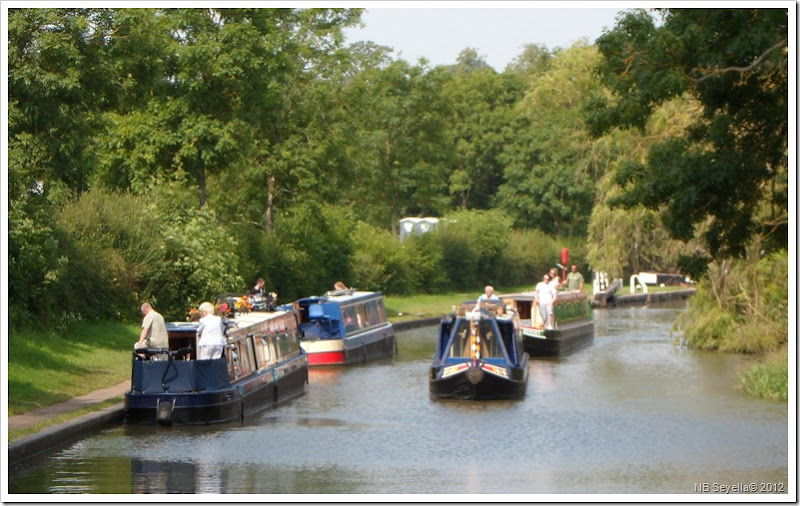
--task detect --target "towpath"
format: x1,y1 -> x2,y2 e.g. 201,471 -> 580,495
7,380 -> 129,432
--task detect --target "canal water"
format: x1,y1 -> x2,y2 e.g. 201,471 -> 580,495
7,301 -> 790,496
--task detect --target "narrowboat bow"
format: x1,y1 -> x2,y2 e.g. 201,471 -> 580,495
295,289 -> 396,366
430,302 -> 529,400
125,308 -> 308,425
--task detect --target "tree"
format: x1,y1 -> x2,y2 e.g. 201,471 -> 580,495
588,8 -> 789,276
8,8 -> 114,322
498,43 -> 605,237
442,53 -> 527,210
344,59 -> 453,235
96,8 -> 361,214
505,43 -> 553,75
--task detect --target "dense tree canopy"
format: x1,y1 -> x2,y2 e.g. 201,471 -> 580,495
588,8 -> 788,276
8,7 -> 787,324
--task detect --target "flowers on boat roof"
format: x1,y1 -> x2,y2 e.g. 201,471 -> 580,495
187,307 -> 201,322
215,301 -> 232,318
235,295 -> 253,313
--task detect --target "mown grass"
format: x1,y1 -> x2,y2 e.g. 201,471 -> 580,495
383,283 -> 689,321
8,321 -> 138,416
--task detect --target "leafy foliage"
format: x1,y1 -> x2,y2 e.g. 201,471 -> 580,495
8,6 -> 788,359
738,352 -> 788,401
441,51 -> 528,210
53,189 -> 243,321
342,59 -> 453,234
590,8 -> 788,264
498,43 -> 603,237
676,247 -> 788,353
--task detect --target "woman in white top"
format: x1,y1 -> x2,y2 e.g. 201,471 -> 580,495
535,274 -> 557,330
548,268 -> 562,291
196,302 -> 226,360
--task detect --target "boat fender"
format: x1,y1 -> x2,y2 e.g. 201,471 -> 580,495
156,398 -> 176,425
467,367 -> 484,385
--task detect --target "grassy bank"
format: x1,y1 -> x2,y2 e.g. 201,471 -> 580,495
738,348 -> 788,401
8,321 -> 138,416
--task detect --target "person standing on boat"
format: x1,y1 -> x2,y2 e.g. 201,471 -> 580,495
566,265 -> 585,292
548,268 -> 562,291
535,274 -> 557,330
196,302 -> 226,360
135,303 -> 168,358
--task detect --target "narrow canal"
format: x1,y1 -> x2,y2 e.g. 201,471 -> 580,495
7,301 -> 788,495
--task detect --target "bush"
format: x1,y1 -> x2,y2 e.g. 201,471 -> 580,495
55,190 -> 163,321
437,209 -> 510,288
676,247 -> 788,354
739,351 -> 788,401
53,189 -> 243,322
498,229 -> 563,287
271,203 -> 355,298
8,168 -> 68,327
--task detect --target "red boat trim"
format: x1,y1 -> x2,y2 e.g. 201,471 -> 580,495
306,350 -> 346,365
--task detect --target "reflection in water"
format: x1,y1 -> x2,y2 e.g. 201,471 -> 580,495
7,301 -> 789,495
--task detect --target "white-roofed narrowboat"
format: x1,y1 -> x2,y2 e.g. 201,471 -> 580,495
500,291 -> 594,356
124,307 -> 308,425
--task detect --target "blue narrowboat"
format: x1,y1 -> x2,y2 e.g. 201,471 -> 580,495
294,289 -> 396,366
430,302 -> 529,400
124,308 -> 308,425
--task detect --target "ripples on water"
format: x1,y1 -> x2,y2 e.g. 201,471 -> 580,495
7,301 -> 789,495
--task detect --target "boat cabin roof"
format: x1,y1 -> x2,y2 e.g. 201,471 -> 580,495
230,309 -> 292,326
500,291 -> 589,303
455,301 -> 517,323
166,309 -> 294,337
296,290 -> 384,306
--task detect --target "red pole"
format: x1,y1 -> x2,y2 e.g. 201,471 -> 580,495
561,248 -> 569,281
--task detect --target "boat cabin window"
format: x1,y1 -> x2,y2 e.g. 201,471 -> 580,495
342,305 -> 360,333
342,298 -> 387,333
276,331 -> 301,358
255,335 -> 276,369
228,339 -> 255,379
514,300 -> 532,321
448,320 -> 504,359
365,300 -> 384,326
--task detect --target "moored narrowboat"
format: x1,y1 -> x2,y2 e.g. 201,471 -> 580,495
124,308 -> 308,425
500,290 -> 594,356
295,289 -> 396,366
429,302 -> 528,400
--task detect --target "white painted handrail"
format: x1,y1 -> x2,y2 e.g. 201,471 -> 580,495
629,274 -> 648,294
